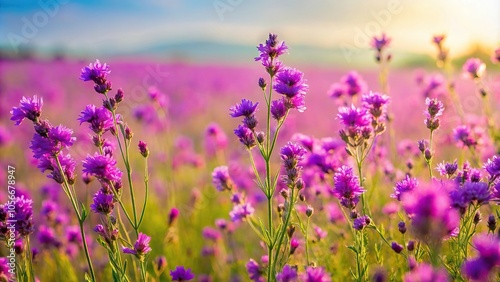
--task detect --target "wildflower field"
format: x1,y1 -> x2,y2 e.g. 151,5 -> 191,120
1,27 -> 500,282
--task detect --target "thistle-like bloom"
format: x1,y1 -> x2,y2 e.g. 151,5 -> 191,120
462,58 -> 486,79
37,153 -> 77,184
281,142 -> 307,187
10,95 -> 43,125
337,105 -> 371,128
276,265 -> 298,282
170,266 -> 195,281
361,91 -> 390,119
462,182 -> 491,205
82,153 -> 122,184
80,59 -> 111,82
484,155 -> 500,180
341,71 -> 367,97
391,175 -> 419,201
168,208 -> 179,226
211,166 -> 235,191
246,259 -> 264,282
403,186 -> 459,243
462,234 -> 500,281
234,124 -> 256,148
403,263 -> 449,282
230,99 -> 259,117
138,141 -> 149,158
0,257 -> 13,280
333,166 -> 365,209
90,190 -> 115,215
122,232 -> 152,259
1,196 -> 34,238
274,67 -> 309,103
30,125 -> 75,159
424,98 -> 444,119
391,242 -> 404,253
436,161 -> 458,177
453,125 -> 477,148
271,98 -> 288,121
229,202 -> 255,222
255,33 -> 288,63
78,105 -> 114,134
353,215 -> 371,231
302,266 -> 331,282
371,33 -> 391,52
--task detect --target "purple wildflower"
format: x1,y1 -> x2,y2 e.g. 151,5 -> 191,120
168,208 -> 179,226
211,166 -> 235,191
255,33 -> 288,63
204,123 -> 228,157
290,238 -> 299,254
37,225 -> 59,247
453,125 -> 477,148
333,166 -> 365,209
276,265 -> 298,282
391,175 -> 419,201
371,33 -> 391,52
82,153 -> 122,184
1,196 -> 34,237
361,91 -> 390,118
353,216 -> 371,231
337,105 -> 371,128
436,161 -> 458,177
424,98 -> 444,119
341,71 -> 367,97
229,202 -> 255,222
391,242 -> 404,253
302,266 -> 331,282
462,234 -> 500,281
271,98 -> 288,121
30,125 -> 75,158
462,58 -> 486,79
202,227 -> 221,242
234,124 -> 256,148
90,190 -> 115,215
78,105 -> 114,134
138,141 -> 149,158
327,82 -> 345,98
484,155 -> 500,180
80,59 -> 111,82
274,67 -> 309,98
10,95 -> 43,125
463,182 -> 491,205
170,266 -> 195,281
122,232 -> 152,259
313,225 -> 327,241
230,99 -> 259,117
246,259 -> 264,282
281,142 -> 307,187
403,263 -> 449,282
0,257 -> 13,280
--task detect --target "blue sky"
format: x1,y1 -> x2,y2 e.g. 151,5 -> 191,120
1,0 -> 499,58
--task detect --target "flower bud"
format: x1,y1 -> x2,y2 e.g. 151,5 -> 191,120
306,206 -> 314,217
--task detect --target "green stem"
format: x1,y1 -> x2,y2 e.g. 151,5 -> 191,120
271,188 -> 296,277
25,237 -> 35,282
305,216 -> 311,266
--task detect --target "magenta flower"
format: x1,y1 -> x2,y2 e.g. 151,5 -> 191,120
80,59 -> 111,82
234,124 -> 256,148
229,202 -> 255,222
211,166 -> 234,191
462,58 -> 486,79
353,215 -> 371,231
230,99 -> 259,118
78,105 -> 114,134
122,232 -> 152,259
391,175 -> 419,201
1,196 -> 34,237
82,153 -> 122,184
246,259 -> 264,282
90,190 -> 115,215
341,71 -> 367,97
362,91 -> 390,118
436,161 -> 458,177
333,166 -> 365,209
302,266 -> 331,282
327,82 -> 345,98
10,95 -> 43,125
271,98 -> 288,121
138,141 -> 149,158
337,105 -> 371,128
168,208 -> 179,226
462,234 -> 500,281
274,67 -> 308,97
453,125 -> 477,148
484,155 -> 500,181
424,98 -> 444,119
170,266 -> 195,281
403,263 -> 449,282
204,123 -> 228,157
255,33 -> 288,63
201,227 -> 221,242
0,257 -> 13,280
371,33 -> 391,52
276,265 -> 298,282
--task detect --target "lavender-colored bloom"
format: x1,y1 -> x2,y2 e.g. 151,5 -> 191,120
10,95 -> 43,125
276,265 -> 298,282
255,33 -> 288,62
403,263 -> 449,282
82,153 -> 122,183
37,225 -> 59,247
0,257 -> 13,280
122,232 -> 152,258
2,196 -> 34,237
484,155 -> 500,180
353,216 -> 371,231
271,98 -> 288,121
327,82 -> 345,98
337,105 -> 371,128
229,202 -> 255,222
313,225 -> 327,241
432,35 -> 445,46
280,142 -> 307,186
204,123 -> 228,157
274,67 -> 309,98
78,105 -> 114,134
424,98 -> 444,119
230,99 -> 259,118
436,161 -> 458,177
246,259 -> 264,282
391,175 -> 419,201
341,71 -> 367,97
403,186 -> 460,242
453,125 -> 477,148
138,141 -> 149,158
391,242 -> 404,253
463,182 -> 490,205
290,238 -> 299,254
302,266 -> 331,282
168,208 -> 179,226
234,125 -> 256,148
66,225 -> 82,244
170,266 -> 195,281
462,58 -> 486,79
80,59 -> 111,82
371,33 -> 391,52
361,91 -> 390,118
212,166 -> 234,191
462,234 -> 500,280
202,227 -> 221,241
90,190 -> 115,215
333,166 -> 365,209
30,125 -> 75,159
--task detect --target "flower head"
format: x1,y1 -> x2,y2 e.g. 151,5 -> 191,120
484,155 -> 500,180
302,266 -> 331,282
229,202 -> 255,222
246,259 -> 264,282
333,166 -> 365,209
337,105 -> 371,128
90,190 -> 115,215
276,265 -> 298,282
80,59 -> 111,82
392,175 -> 419,201
341,71 -> 367,97
255,33 -> 288,63
211,166 -> 235,191
82,153 -> 122,184
230,99 -> 259,118
362,91 -> 390,118
403,263 -> 449,282
453,125 -> 477,148
462,58 -> 486,79
78,105 -> 114,134
371,33 -> 391,52
274,67 -> 309,99
170,266 -> 195,281
271,98 -> 288,121
353,215 -> 371,231
11,95 -> 43,125
122,232 -> 152,260
436,161 -> 458,177
234,125 -> 256,148
462,234 -> 500,281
